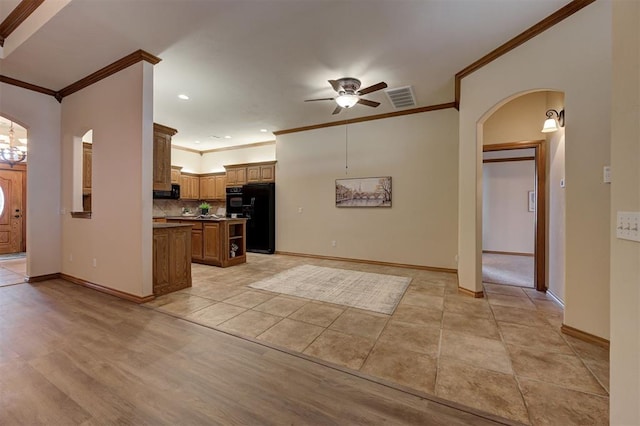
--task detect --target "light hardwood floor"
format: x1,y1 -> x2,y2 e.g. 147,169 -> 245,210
1,278 -> 509,425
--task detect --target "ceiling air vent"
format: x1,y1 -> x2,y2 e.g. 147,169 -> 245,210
384,86 -> 416,109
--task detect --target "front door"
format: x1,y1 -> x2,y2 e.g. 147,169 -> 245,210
0,170 -> 23,254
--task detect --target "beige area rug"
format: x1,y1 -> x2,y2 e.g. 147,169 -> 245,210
249,265 -> 411,315
482,253 -> 534,288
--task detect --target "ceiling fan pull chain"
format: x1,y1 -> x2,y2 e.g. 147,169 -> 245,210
345,115 -> 349,175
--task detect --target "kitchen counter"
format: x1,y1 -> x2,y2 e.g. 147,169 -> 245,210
153,223 -> 194,229
166,217 -> 246,267
164,216 -> 247,222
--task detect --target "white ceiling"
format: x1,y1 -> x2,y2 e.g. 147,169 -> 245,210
0,0 -> 571,150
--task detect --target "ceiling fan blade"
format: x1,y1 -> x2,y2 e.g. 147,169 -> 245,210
332,105 -> 343,115
328,80 -> 343,92
358,82 -> 388,95
357,98 -> 380,108
304,98 -> 335,102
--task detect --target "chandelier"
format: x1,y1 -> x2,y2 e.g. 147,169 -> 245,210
0,122 -> 27,167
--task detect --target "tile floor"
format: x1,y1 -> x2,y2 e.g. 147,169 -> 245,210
144,253 -> 610,425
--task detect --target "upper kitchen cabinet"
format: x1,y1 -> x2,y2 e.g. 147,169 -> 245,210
153,123 -> 177,191
180,173 -> 200,200
171,165 -> 182,184
199,173 -> 226,200
225,167 -> 247,187
225,161 -> 276,186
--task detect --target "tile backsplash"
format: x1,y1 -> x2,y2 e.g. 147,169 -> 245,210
153,199 -> 225,217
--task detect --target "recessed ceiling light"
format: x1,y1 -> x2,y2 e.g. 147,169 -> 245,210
194,140 -> 201,144
178,94 -> 190,100
224,135 -> 232,139
260,129 -> 268,133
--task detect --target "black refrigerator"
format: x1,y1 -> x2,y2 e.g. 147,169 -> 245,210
241,182 -> 275,254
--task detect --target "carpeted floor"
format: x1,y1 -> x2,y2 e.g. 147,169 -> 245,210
249,264 -> 411,314
482,253 -> 534,288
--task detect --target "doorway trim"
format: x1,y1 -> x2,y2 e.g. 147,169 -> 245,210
483,140 -> 546,291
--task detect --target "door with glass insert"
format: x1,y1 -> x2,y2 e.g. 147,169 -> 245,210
0,170 -> 23,254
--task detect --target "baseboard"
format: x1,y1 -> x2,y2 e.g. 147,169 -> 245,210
275,251 -> 457,274
457,286 -> 484,298
26,273 -> 62,283
561,324 -> 610,349
60,273 -> 155,304
482,250 -> 534,257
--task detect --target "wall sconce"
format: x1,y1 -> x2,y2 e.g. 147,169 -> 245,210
541,109 -> 565,133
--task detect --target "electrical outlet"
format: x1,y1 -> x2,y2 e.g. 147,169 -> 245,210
604,166 -> 612,183
69,253 -> 73,262
92,258 -> 97,267
331,240 -> 337,247
617,212 -> 640,242
298,207 -> 303,213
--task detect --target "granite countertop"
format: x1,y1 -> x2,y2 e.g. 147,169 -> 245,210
153,223 -> 194,229
164,216 -> 247,222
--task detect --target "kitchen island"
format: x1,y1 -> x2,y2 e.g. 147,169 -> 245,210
165,216 -> 247,267
153,223 -> 192,296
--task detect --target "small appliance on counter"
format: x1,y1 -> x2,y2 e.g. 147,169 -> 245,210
241,182 -> 275,254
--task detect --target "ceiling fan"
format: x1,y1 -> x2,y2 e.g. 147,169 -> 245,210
305,77 -> 388,115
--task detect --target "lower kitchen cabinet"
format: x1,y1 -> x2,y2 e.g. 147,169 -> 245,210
167,218 -> 246,267
153,223 -> 192,296
203,223 -> 220,263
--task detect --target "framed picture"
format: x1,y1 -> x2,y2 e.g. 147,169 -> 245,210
528,190 -> 535,212
336,176 -> 392,207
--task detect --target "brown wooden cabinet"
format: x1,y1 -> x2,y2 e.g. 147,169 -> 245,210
226,161 -> 275,186
166,218 -> 246,267
153,123 -> 177,191
153,224 -> 192,296
82,143 -> 92,194
226,167 -> 247,186
171,166 -> 182,184
203,222 -> 220,263
198,173 -> 226,200
215,175 -> 226,199
199,175 -> 216,200
180,174 -> 200,200
191,231 -> 203,261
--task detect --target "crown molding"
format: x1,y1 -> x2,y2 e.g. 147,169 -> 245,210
454,0 -> 596,109
0,0 -> 45,47
200,140 -> 276,154
58,49 -> 161,100
0,74 -> 57,97
171,145 -> 202,155
273,103 -> 456,136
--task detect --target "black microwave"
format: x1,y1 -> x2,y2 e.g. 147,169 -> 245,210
153,184 -> 180,199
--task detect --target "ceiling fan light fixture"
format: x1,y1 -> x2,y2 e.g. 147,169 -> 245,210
336,94 -> 359,108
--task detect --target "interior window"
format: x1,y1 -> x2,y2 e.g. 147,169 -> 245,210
82,130 -> 92,212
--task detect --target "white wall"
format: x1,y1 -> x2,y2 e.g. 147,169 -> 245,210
483,91 -> 548,145
610,1 -> 640,423
171,147 -> 201,173
61,62 -> 154,297
459,1 -> 611,339
200,143 -> 276,173
546,92 -> 566,302
482,161 -> 535,253
277,110 -> 458,269
0,83 -> 62,277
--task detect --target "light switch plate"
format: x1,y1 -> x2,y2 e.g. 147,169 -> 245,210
604,166 -> 611,183
617,211 -> 640,242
